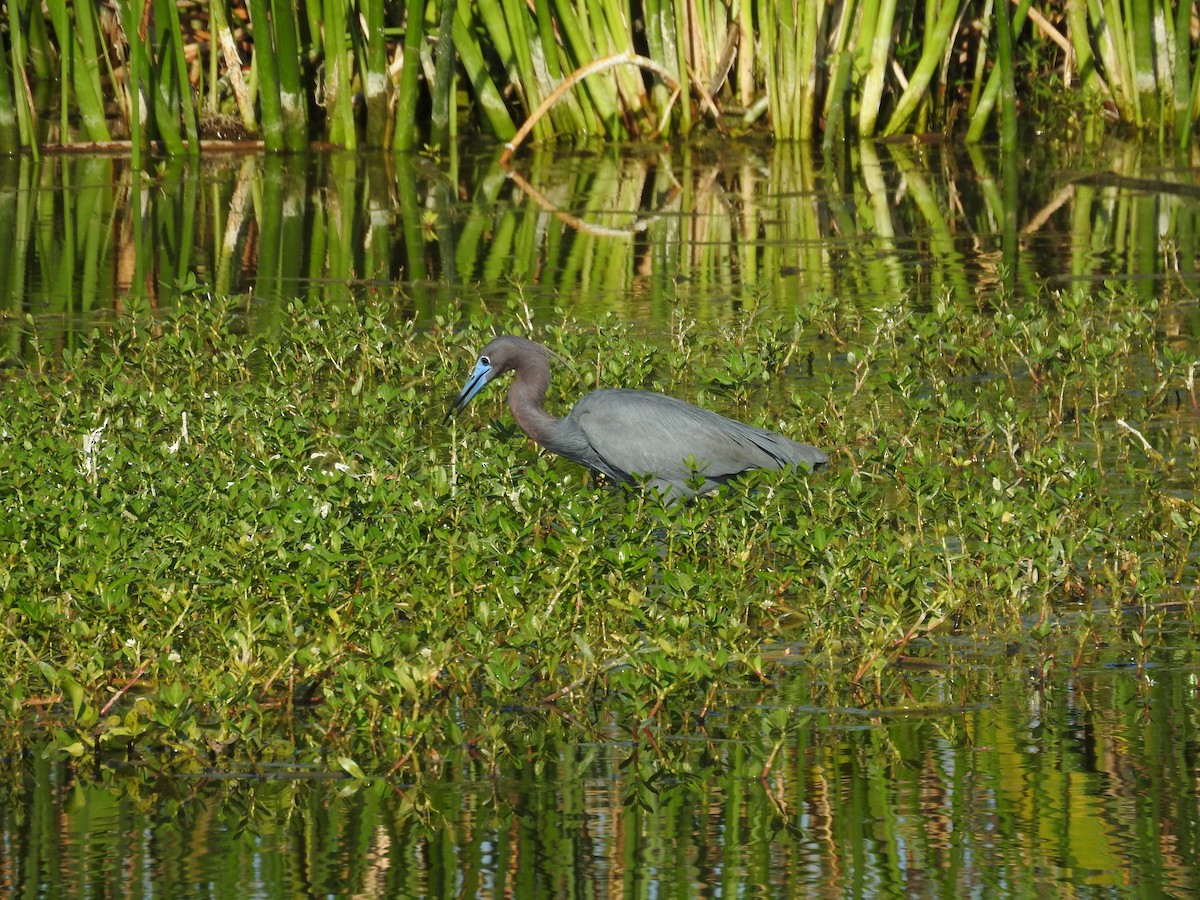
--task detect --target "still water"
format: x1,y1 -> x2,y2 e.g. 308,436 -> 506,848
2,138 -> 1198,335
2,138 -> 1199,896
4,652 -> 1199,896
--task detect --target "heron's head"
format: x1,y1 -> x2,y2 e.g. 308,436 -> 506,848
444,336 -> 532,422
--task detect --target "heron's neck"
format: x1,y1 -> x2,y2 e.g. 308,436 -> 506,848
509,368 -> 562,448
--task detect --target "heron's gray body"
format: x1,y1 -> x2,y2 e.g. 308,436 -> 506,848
446,335 -> 827,500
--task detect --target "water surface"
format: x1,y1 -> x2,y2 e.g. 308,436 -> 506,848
1,138 -> 1198,897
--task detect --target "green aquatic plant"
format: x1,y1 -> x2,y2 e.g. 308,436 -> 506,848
3,1 -> 1198,151
0,289 -> 1195,775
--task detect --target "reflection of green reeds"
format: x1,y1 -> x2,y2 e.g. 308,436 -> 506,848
5,142 -> 1197,353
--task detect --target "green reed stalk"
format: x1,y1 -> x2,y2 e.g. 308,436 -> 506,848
497,0 -> 551,138
357,0 -> 391,148
394,0 -> 424,151
1125,0 -> 1155,128
858,0 -> 896,137
778,0 -> 805,140
671,0 -> 693,134
796,0 -> 822,140
966,0 -> 1028,143
45,3 -> 69,140
776,0 -> 799,138
430,0 -> 458,147
157,0 -> 198,152
598,0 -> 651,131
553,0 -> 613,132
268,1 -> 306,150
1066,0 -> 1102,97
63,0 -> 112,141
1096,0 -> 1136,123
854,0 -> 881,79
1170,0 -> 1191,142
758,0 -> 781,135
324,0 -> 356,148
0,53 -> 19,154
642,0 -> 675,112
965,0 -> 992,119
822,0 -> 859,151
543,0 -> 594,133
116,0 -> 144,167
8,3 -> 40,154
882,0 -> 961,136
469,0 -> 552,136
247,0 -> 285,150
452,2 -> 516,139
24,1 -> 53,80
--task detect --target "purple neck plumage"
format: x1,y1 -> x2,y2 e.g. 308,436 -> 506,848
507,356 -> 562,449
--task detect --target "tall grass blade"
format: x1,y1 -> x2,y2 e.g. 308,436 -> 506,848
324,0 -> 356,148
822,0 -> 859,152
966,0 -> 1031,142
152,0 -> 193,154
270,0 -> 309,151
1171,0 -> 1192,144
357,0 -> 391,148
116,0 -> 146,167
858,0 -> 897,137
452,1 -> 517,140
796,0 -> 822,140
247,0 -> 285,150
0,38 -> 21,153
882,0 -> 961,136
1125,0 -> 1156,128
430,0 -> 458,147
670,0 -> 693,134
548,0 -> 602,133
394,0 -> 424,151
1096,0 -> 1137,123
45,1 -> 111,142
994,0 -> 1018,150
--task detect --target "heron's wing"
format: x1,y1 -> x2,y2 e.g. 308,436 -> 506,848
570,389 -> 825,494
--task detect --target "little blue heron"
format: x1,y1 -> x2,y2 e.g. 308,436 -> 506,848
445,335 -> 828,500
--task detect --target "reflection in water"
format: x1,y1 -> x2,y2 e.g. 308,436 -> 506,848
2,140 -> 1199,357
3,654 -> 1197,896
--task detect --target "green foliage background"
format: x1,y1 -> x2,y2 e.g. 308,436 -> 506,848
3,1 -> 1199,153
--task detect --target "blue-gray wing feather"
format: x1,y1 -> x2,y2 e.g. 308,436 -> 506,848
565,389 -> 826,496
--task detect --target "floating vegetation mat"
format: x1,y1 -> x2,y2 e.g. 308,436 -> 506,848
1,287 -> 1197,776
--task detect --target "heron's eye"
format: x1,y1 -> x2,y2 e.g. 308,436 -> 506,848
480,356 -> 491,366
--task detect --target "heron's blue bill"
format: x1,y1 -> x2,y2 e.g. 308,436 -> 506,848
444,357 -> 493,422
